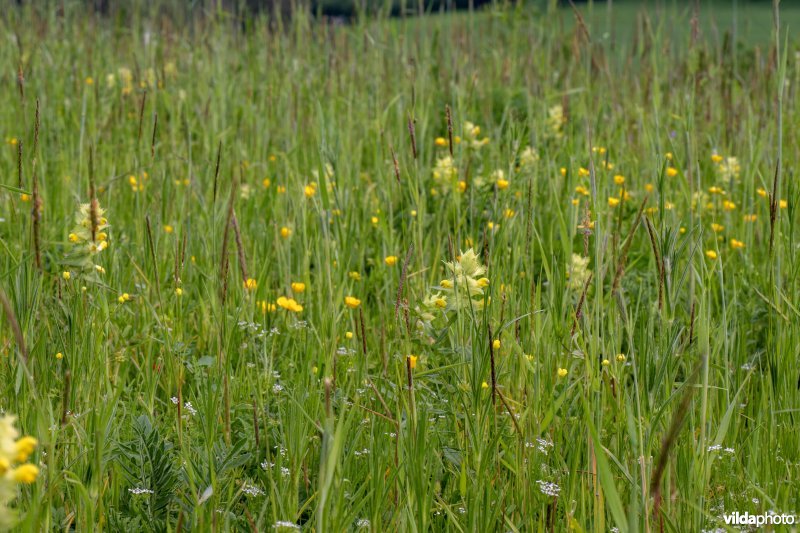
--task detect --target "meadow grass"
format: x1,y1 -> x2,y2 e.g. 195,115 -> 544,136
0,1 -> 799,531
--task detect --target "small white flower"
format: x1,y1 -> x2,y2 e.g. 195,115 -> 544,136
129,487 -> 154,495
536,480 -> 561,497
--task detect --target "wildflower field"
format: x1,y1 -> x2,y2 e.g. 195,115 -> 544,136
1,1 -> 799,531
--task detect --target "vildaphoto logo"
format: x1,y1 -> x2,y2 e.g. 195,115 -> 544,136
722,512 -> 796,526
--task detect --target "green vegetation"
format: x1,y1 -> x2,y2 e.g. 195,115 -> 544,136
0,1 -> 798,531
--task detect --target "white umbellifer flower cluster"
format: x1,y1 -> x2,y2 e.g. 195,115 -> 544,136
536,480 -> 561,497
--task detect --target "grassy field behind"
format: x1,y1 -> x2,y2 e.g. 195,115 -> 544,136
0,1 -> 798,531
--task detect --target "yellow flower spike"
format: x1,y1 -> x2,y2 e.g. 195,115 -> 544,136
344,296 -> 362,309
291,282 -> 306,293
557,368 -> 568,378
15,436 -> 37,462
243,278 -> 258,291
384,256 -> 398,267
12,464 -> 39,484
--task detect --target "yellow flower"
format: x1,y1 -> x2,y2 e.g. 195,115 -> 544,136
722,200 -> 736,211
496,179 -> 509,190
492,339 -> 501,350
440,279 -> 453,288
434,297 -> 447,309
578,167 -> 590,178
711,223 -> 724,233
434,137 -> 447,147
15,437 -> 37,463
481,381 -> 489,389
85,76 -> 94,85
348,271 -> 361,281
557,368 -> 568,378
62,271 -> 71,280
602,359 -> 610,367
371,216 -> 379,225
608,197 -> 620,208
12,464 -> 38,484
277,185 -> 287,194
304,184 -> 317,198
457,180 -> 467,193
56,352 -> 63,359
756,188 -> 768,198
384,256 -> 398,267
68,233 -> 79,243
666,167 -> 678,177
711,153 -> 723,164
262,178 -> 271,188
616,353 -> 626,363
291,282 -> 306,293
243,278 -> 258,291
280,226 -> 291,238
613,174 -> 625,185
20,193 -> 31,202
164,225 -> 174,234
276,296 -> 303,312
408,355 -> 418,369
743,214 -> 757,222
476,277 -> 489,288
504,208 -> 515,218
645,183 -> 654,193
705,250 -> 718,260
345,331 -> 353,340
344,296 -> 361,309
730,239 -> 745,250
175,287 -> 183,296
780,199 -> 788,209
560,167 -> 567,177
575,185 -> 590,196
